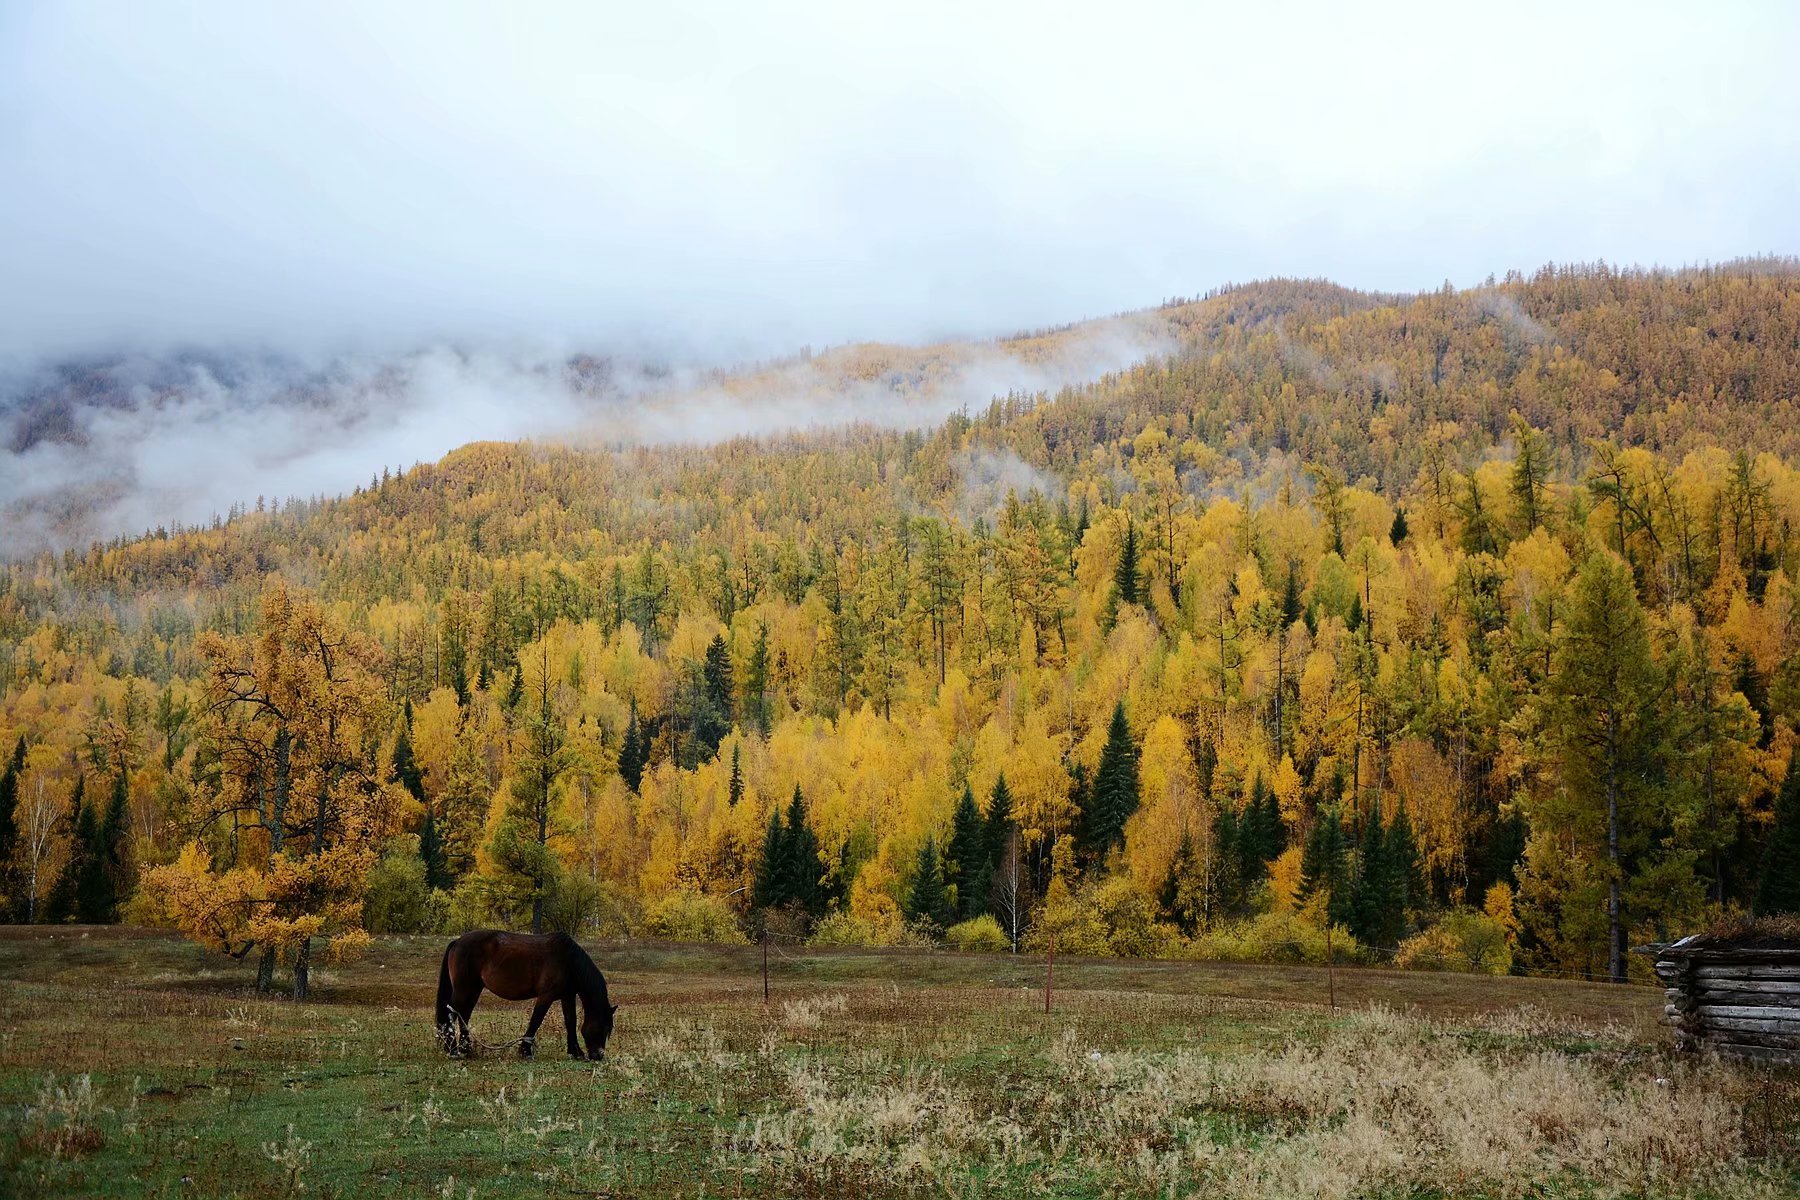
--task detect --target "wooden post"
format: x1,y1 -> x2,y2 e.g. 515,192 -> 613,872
762,927 -> 770,1004
1044,925 -> 1055,1013
1326,918 -> 1337,1011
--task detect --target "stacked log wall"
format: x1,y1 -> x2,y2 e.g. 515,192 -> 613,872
1651,943 -> 1800,1065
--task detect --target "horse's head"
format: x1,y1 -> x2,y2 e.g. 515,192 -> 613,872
582,1001 -> 618,1060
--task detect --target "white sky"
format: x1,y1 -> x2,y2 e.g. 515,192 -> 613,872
2,1 -> 1796,361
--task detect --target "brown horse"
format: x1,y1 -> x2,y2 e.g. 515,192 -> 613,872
436,930 -> 617,1060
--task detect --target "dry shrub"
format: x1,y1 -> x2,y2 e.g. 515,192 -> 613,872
19,1073 -> 105,1159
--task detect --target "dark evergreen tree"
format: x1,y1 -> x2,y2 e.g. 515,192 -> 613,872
1298,807 -> 1353,926
392,702 -> 425,802
905,837 -> 953,932
619,700 -> 648,793
1082,702 -> 1140,862
752,806 -> 785,910
983,773 -> 1014,868
1114,516 -> 1140,605
727,741 -> 744,807
1160,830 -> 1200,933
1388,803 -> 1424,915
419,805 -> 452,891
1351,802 -> 1407,950
0,736 -> 22,918
946,784 -> 988,920
44,777 -> 84,922
1212,800 -> 1244,915
773,786 -> 826,916
1389,507 -> 1409,545
1755,751 -> 1800,915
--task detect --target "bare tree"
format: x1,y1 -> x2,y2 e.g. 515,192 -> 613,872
23,777 -> 61,923
989,826 -> 1033,953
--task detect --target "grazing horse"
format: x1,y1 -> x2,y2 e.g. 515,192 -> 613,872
435,930 -> 617,1060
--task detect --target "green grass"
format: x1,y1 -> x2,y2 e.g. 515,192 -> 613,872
0,927 -> 1793,1198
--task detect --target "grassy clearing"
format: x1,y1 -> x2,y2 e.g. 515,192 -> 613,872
0,928 -> 1794,1198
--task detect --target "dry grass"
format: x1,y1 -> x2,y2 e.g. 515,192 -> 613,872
0,928 -> 1792,1198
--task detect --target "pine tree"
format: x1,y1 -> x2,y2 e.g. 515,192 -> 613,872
392,702 -> 425,802
1298,807 -> 1351,926
984,773 -> 1014,865
1755,752 -> 1800,915
1083,702 -> 1139,862
1113,516 -> 1140,605
44,776 -> 85,922
752,806 -> 784,908
780,786 -> 825,915
1351,802 -> 1407,950
905,837 -> 952,933
947,784 -> 987,920
419,805 -> 452,891
1212,801 -> 1245,917
727,741 -> 744,808
1389,507 -> 1409,545
0,736 -> 22,918
619,700 -> 647,793
753,806 -> 785,910
1161,830 -> 1200,932
1389,803 -> 1424,914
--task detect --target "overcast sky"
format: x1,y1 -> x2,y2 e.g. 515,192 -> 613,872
2,1 -> 1796,363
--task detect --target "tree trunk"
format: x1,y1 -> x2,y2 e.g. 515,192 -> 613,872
1607,720 -> 1624,984
257,945 -> 276,993
293,937 -> 311,1001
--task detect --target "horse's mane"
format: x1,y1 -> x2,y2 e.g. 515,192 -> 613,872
565,937 -> 610,1008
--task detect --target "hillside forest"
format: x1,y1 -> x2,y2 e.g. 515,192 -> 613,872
5,260 -> 1800,993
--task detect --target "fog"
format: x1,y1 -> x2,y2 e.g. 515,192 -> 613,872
2,2 -> 1795,552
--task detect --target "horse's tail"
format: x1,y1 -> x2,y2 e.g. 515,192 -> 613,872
435,941 -> 455,1037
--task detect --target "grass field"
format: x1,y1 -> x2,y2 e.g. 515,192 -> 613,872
1,927 -> 1795,1199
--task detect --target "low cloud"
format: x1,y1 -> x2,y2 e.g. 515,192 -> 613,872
0,316 -> 1175,557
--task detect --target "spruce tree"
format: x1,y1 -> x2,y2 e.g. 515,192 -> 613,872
1212,802 -> 1245,916
392,702 -> 425,802
753,806 -> 785,910
1388,803 -> 1424,914
946,784 -> 987,919
75,780 -> 120,923
1755,752 -> 1800,915
1083,702 -> 1140,862
0,736 -> 22,918
1161,831 -> 1200,932
1114,516 -> 1140,605
984,773 -> 1014,864
1351,802 -> 1407,950
619,700 -> 647,793
45,776 -> 85,922
1298,807 -> 1352,926
905,837 -> 952,933
1389,507 -> 1409,545
419,805 -> 452,891
727,741 -> 744,807
781,786 -> 824,915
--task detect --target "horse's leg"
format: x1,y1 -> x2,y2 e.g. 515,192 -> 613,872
452,979 -> 483,1058
561,993 -> 581,1059
520,995 -> 555,1059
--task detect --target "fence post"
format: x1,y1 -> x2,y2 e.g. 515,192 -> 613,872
1044,925 -> 1055,1013
762,927 -> 770,1005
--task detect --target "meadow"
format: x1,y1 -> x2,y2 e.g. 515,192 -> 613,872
1,928 -> 1796,1199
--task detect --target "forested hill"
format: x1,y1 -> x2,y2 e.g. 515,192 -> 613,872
4,259 -> 1800,986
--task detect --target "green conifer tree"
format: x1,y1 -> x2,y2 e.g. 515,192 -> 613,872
1755,752 -> 1800,915
947,783 -> 987,920
1083,702 -> 1140,862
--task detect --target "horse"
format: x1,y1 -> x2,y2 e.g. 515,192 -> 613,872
435,930 -> 618,1060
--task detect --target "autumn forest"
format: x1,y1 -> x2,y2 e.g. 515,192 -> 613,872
6,260 -> 1800,992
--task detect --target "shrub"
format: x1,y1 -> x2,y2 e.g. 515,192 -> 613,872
944,914 -> 1010,953
642,889 -> 747,944
1193,910 -> 1361,965
808,907 -> 930,948
1395,908 -> 1512,974
363,838 -> 433,933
